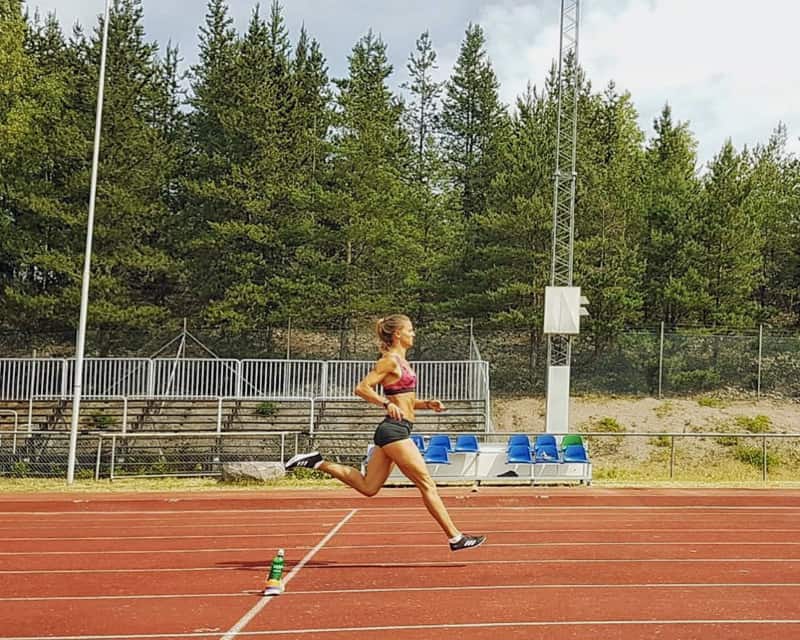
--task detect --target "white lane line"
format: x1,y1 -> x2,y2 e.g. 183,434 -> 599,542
219,508 -> 358,640
3,505 -> 800,518
4,582 -> 800,602
0,548 -> 282,556
0,567 -> 253,574
5,527 -> 799,542
322,540 -> 800,549
1,619 -> 800,639
4,540 -> 799,556
5,557 -> 800,575
0,533 -> 324,542
0,509 -> 355,516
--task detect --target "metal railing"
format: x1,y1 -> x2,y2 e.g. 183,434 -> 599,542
99,430 -> 302,480
0,410 -> 19,454
0,358 -> 489,403
216,396 -> 316,434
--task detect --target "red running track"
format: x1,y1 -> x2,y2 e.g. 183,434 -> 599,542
1,487 -> 800,640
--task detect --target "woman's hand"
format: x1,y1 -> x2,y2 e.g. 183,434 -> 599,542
385,402 -> 404,420
427,399 -> 445,413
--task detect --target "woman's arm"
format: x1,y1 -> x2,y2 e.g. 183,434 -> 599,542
354,356 -> 396,409
414,399 -> 446,412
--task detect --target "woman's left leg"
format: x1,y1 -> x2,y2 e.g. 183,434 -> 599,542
317,445 -> 394,497
381,438 -> 459,538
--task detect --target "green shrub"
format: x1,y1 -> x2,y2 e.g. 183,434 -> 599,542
734,415 -> 772,433
581,417 -> 626,455
697,396 -> 728,408
671,369 -> 721,392
654,401 -> 674,418
89,412 -> 115,430
594,417 -> 626,433
649,435 -> 671,448
732,444 -> 779,469
255,401 -> 278,417
11,461 -> 30,477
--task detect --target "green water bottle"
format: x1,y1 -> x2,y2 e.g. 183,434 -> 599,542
269,549 -> 285,582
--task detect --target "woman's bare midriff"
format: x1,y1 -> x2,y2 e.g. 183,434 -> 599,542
387,393 -> 416,422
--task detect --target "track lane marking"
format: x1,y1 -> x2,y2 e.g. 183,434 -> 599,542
5,556 -> 800,574
3,504 -> 800,518
1,619 -> 800,640
3,582 -> 800,601
219,509 -> 358,640
5,539 -> 800,557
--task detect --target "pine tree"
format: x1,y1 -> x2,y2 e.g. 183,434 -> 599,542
641,105 -> 704,326
0,3 -> 83,335
574,83 -> 646,348
746,125 -> 798,324
313,30 -> 415,344
399,31 -> 459,329
440,23 -> 507,220
696,140 -> 761,326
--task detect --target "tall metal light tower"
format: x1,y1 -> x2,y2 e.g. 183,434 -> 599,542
543,0 -> 587,433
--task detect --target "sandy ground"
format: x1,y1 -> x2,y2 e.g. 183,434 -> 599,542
492,395 -> 800,434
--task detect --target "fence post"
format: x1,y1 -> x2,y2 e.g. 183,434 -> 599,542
669,434 -> 675,479
756,324 -> 763,401
28,350 -> 37,404
287,318 -> 291,359
147,359 -> 155,399
762,435 -> 767,483
110,434 -> 117,481
94,436 -> 103,480
60,358 -> 68,399
320,361 -> 328,399
658,322 -> 665,399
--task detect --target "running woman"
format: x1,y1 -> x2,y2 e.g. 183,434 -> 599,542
285,314 -> 486,551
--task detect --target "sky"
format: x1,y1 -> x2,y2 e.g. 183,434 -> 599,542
22,0 -> 800,167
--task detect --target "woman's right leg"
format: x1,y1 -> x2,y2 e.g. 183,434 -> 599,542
318,445 -> 393,497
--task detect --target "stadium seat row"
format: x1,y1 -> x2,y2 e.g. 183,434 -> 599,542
418,433 -> 590,465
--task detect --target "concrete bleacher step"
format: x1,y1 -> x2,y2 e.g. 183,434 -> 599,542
313,399 -> 487,433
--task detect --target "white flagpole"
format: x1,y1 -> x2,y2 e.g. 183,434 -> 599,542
67,0 -> 111,484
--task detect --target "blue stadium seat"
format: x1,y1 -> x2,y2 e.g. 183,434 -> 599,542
534,442 -> 560,463
507,444 -> 533,464
506,434 -> 531,451
562,443 -> 589,463
424,444 -> 451,464
428,434 -> 453,452
410,434 -> 426,452
534,434 -> 557,451
454,435 -> 480,452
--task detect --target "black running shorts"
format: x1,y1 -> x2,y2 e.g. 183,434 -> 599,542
373,417 -> 413,447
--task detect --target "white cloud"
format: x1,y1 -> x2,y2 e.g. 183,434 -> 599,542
479,0 -> 800,165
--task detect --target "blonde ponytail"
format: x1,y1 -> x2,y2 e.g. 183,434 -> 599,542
376,314 -> 410,353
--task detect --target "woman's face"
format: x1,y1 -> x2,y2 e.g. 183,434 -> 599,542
395,321 -> 415,348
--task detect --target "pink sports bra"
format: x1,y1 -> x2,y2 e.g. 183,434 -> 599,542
382,355 -> 417,395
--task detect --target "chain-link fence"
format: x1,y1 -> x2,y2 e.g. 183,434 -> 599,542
2,322 -> 799,398
4,429 -> 799,483
474,325 -> 800,398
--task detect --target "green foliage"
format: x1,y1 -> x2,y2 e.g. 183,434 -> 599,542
697,396 -> 728,408
255,401 -> 277,417
734,414 -> 772,433
732,444 -> 778,469
580,416 -> 625,455
654,401 -> 674,418
88,412 -> 115,430
649,434 -> 671,448
1,2 -> 799,350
